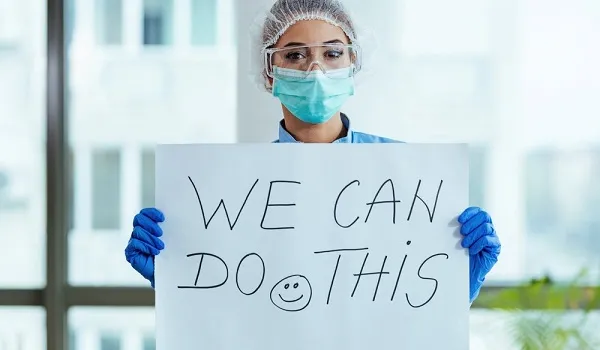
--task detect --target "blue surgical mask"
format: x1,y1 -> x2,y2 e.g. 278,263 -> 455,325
272,66 -> 355,124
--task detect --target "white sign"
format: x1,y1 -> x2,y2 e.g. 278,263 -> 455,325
155,143 -> 469,350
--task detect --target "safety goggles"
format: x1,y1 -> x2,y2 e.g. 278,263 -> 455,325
264,43 -> 362,81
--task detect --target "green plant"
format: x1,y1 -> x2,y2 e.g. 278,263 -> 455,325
476,269 -> 600,350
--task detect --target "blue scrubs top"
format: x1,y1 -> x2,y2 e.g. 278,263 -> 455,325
273,114 -> 402,144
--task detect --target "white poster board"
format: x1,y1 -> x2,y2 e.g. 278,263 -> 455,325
155,143 -> 469,350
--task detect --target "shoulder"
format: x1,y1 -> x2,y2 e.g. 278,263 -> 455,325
351,131 -> 405,144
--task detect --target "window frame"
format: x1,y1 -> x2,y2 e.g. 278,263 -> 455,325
0,0 -> 596,349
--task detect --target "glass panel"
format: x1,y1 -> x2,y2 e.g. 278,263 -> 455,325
362,0 -> 600,283
91,149 -> 122,230
469,145 -> 486,207
69,308 -> 155,350
141,149 -> 155,208
0,307 -> 46,350
524,149 -> 600,280
95,0 -> 123,45
0,0 -> 46,288
191,0 -> 217,46
470,309 -> 600,349
143,0 -> 173,46
67,308 -> 600,349
67,0 -> 237,285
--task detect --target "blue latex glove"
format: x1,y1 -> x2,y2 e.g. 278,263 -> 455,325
458,207 -> 501,303
124,208 -> 165,288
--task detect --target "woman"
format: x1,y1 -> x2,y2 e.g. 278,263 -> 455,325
125,0 -> 501,304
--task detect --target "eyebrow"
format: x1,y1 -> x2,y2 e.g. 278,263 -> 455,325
282,39 -> 345,48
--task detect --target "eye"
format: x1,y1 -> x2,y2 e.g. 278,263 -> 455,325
325,49 -> 344,59
284,50 -> 306,61
293,283 -> 299,288
284,283 -> 290,289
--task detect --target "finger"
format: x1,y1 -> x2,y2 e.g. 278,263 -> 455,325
141,207 -> 165,222
125,238 -> 161,257
133,211 -> 164,237
458,207 -> 481,224
469,234 -> 501,256
132,226 -> 165,250
460,210 -> 492,235
126,253 -> 154,281
461,223 -> 494,248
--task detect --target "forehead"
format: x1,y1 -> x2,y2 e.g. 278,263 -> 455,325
275,20 -> 349,47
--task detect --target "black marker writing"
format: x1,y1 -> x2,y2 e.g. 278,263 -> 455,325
270,274 -> 313,312
188,176 -> 259,230
406,179 -> 443,223
314,248 -> 369,304
236,253 -> 265,296
365,179 -> 401,224
351,253 -> 390,300
260,180 -> 301,230
405,253 -> 449,308
333,180 -> 360,228
178,253 -> 229,289
391,241 -> 412,301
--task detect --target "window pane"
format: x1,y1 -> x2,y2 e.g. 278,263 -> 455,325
141,149 -> 155,208
100,333 -> 121,350
470,309 -> 600,349
92,149 -> 121,230
69,308 -> 154,350
469,145 -> 486,207
67,308 -> 600,349
525,149 -> 600,280
0,307 -> 45,350
328,0 -> 600,284
67,0 -> 237,285
0,0 -> 45,288
96,0 -> 123,45
142,335 -> 156,350
143,0 -> 173,46
191,0 -> 217,46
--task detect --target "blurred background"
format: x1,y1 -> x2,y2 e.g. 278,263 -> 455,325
0,0 -> 599,349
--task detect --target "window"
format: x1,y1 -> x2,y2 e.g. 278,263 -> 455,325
92,149 -> 121,230
469,146 -> 487,207
69,330 -> 76,350
143,334 -> 156,350
141,149 -> 155,208
0,0 -> 45,288
0,308 -> 45,349
0,0 -> 20,49
525,149 -> 556,234
525,148 -> 600,278
65,0 -> 75,47
143,0 -> 173,45
100,333 -> 121,350
191,0 -> 218,46
69,308 -> 155,350
0,170 -> 27,211
96,0 -> 123,45
68,149 -> 75,230
99,335 -> 121,350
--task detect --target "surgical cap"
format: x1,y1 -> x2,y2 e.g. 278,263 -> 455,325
250,0 -> 361,92
261,0 -> 358,49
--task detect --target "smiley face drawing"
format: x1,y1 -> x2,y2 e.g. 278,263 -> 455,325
269,274 -> 313,312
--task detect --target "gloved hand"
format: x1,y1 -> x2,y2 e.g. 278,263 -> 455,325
124,208 -> 165,288
458,207 -> 501,303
